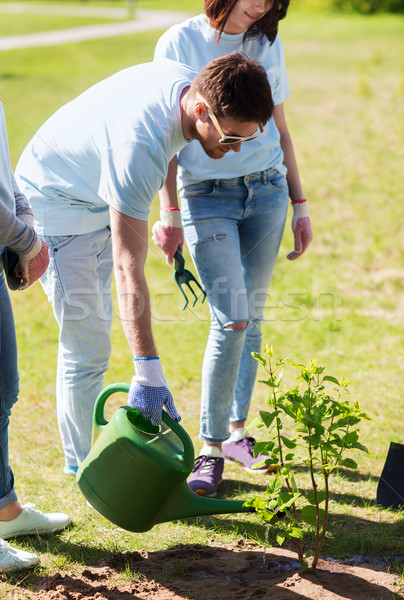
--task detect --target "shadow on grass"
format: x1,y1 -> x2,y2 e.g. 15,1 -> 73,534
5,541 -> 399,600
220,471 -> 378,509
4,472 -> 402,593
289,464 -> 380,484
179,510 -> 404,561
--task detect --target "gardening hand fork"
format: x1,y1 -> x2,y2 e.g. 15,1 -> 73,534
174,249 -> 206,310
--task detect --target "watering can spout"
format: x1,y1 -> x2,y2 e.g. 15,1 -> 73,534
77,383 -> 255,533
155,482 -> 254,525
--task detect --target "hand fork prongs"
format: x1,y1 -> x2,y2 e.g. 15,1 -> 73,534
174,250 -> 206,310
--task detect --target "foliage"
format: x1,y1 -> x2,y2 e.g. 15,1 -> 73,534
292,0 -> 404,13
246,346 -> 372,572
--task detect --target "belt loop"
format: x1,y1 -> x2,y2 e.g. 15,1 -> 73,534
262,169 -> 268,184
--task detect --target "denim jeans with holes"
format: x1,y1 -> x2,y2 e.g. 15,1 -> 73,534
41,226 -> 113,468
0,274 -> 18,508
180,168 -> 288,443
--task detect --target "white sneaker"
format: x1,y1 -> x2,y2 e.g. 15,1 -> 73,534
0,503 -> 71,540
0,539 -> 39,572
63,465 -> 78,477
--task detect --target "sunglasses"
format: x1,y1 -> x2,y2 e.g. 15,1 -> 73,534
197,94 -> 264,145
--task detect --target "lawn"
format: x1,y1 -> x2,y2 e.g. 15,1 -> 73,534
0,14 -> 128,38
0,4 -> 403,597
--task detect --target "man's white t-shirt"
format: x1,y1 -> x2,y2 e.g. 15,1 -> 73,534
154,14 -> 291,188
16,60 -> 195,235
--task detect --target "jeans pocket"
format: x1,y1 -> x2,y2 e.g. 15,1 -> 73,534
181,182 -> 215,199
45,235 -> 77,255
266,172 -> 288,192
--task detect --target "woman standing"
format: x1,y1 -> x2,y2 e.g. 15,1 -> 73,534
0,101 -> 71,571
153,0 -> 312,496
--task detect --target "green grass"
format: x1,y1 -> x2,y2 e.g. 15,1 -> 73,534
0,14 -> 127,37
0,0 -> 203,11
0,8 -> 403,597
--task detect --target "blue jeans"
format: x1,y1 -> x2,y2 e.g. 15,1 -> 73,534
41,227 -> 113,468
0,274 -> 19,508
180,168 -> 288,443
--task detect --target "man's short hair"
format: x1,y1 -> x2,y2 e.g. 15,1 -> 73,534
191,51 -> 274,126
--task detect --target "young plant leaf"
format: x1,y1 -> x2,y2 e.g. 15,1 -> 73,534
266,475 -> 283,496
277,492 -> 300,511
254,441 -> 275,456
290,527 -> 304,539
301,505 -> 321,526
290,475 -> 299,494
338,457 -> 358,469
353,441 -> 369,453
307,490 -> 327,505
262,511 -> 277,523
252,352 -> 266,366
259,410 -> 280,429
323,375 -> 340,385
280,435 -> 297,449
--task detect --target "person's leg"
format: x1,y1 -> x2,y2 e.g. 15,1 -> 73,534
222,169 -> 288,471
0,274 -> 20,516
181,178 -> 250,495
182,178 -> 250,442
41,227 -> 113,469
0,275 -> 70,569
231,168 -> 289,426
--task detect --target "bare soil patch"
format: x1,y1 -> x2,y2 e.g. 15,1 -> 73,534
35,542 -> 401,600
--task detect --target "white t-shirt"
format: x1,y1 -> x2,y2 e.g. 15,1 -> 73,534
16,60 -> 195,236
154,14 -> 290,188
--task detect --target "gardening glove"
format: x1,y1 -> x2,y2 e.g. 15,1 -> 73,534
287,199 -> 313,261
15,235 -> 49,290
17,212 -> 35,229
128,357 -> 181,426
152,208 -> 184,266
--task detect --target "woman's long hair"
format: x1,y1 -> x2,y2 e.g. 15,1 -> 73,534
204,0 -> 290,45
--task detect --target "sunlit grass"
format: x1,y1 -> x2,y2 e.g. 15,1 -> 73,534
0,7 -> 403,596
0,14 -> 127,37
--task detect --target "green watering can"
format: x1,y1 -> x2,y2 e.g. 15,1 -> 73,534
77,383 -> 254,532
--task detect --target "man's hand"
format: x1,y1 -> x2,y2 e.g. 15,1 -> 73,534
287,200 -> 313,261
152,208 -> 184,265
15,236 -> 49,289
128,357 -> 181,426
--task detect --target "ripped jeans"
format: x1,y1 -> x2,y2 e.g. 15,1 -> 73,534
180,168 -> 288,443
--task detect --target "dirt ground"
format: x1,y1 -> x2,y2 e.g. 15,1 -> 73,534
36,542 -> 401,600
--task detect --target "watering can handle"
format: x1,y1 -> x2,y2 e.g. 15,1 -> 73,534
92,382 -> 193,456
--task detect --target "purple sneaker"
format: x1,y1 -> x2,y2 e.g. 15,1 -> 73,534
188,455 -> 224,497
222,437 -> 277,474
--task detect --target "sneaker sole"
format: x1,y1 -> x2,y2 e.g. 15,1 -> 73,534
0,556 -> 39,571
225,458 -> 277,474
245,464 -> 278,474
189,477 -> 223,498
63,467 -> 78,476
2,522 -> 72,540
192,488 -> 217,498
